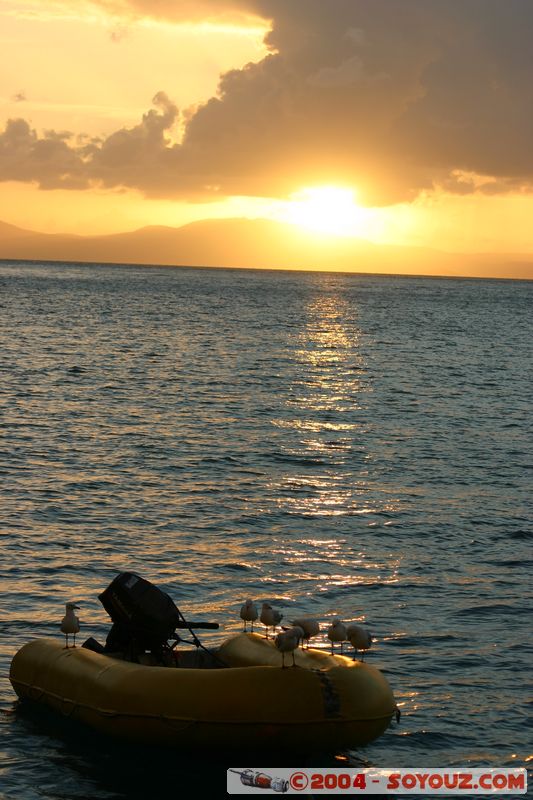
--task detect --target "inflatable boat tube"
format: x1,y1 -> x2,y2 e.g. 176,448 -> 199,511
10,634 -> 396,751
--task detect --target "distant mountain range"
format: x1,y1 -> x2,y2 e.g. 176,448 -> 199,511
1,218 -> 531,279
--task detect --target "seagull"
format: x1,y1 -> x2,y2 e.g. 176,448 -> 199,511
240,599 -> 258,631
291,617 -> 320,649
327,618 -> 347,654
346,623 -> 372,661
260,603 -> 283,638
61,603 -> 80,648
275,626 -> 305,668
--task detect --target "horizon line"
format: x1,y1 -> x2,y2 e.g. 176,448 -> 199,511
2,256 -> 531,283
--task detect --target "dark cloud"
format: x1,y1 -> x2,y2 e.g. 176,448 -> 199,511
2,0 -> 533,203
90,91 -> 182,192
0,92 -> 180,193
0,118 -> 89,189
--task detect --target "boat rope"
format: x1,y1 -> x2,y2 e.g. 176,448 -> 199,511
14,678 -> 395,725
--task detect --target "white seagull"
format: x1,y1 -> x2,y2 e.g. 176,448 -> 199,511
275,626 -> 305,668
61,603 -> 80,648
346,623 -> 372,661
260,603 -> 283,638
291,617 -> 320,649
327,618 -> 347,654
239,599 -> 258,632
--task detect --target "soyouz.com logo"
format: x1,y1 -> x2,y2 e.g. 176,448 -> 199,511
227,767 -> 527,794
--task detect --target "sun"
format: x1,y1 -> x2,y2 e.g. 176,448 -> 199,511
284,186 -> 368,236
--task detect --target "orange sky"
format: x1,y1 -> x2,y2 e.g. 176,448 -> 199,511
2,0 -> 533,270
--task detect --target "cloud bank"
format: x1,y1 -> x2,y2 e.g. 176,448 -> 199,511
2,0 -> 533,204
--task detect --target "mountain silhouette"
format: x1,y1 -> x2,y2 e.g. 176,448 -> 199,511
1,217 -> 531,279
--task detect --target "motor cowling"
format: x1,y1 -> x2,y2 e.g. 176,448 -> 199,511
99,572 -> 181,653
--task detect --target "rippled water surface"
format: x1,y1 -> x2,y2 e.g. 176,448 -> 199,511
0,262 -> 531,798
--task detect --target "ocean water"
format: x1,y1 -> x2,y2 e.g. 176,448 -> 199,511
0,261 -> 531,799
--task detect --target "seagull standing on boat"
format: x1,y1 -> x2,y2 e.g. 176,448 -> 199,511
346,623 -> 372,661
275,626 -> 305,668
291,617 -> 320,649
61,603 -> 80,648
260,603 -> 283,638
327,618 -> 347,654
240,599 -> 258,631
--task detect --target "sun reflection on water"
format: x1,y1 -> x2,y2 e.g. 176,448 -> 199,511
268,290 -> 389,518
266,533 -> 402,603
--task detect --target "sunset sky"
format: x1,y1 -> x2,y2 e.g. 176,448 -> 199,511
2,0 -> 533,259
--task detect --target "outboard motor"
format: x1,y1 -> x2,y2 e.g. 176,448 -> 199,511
98,572 -> 218,662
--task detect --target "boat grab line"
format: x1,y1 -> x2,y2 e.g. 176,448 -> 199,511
14,680 -> 394,726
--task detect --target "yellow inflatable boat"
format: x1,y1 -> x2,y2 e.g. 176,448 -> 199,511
10,633 -> 396,751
